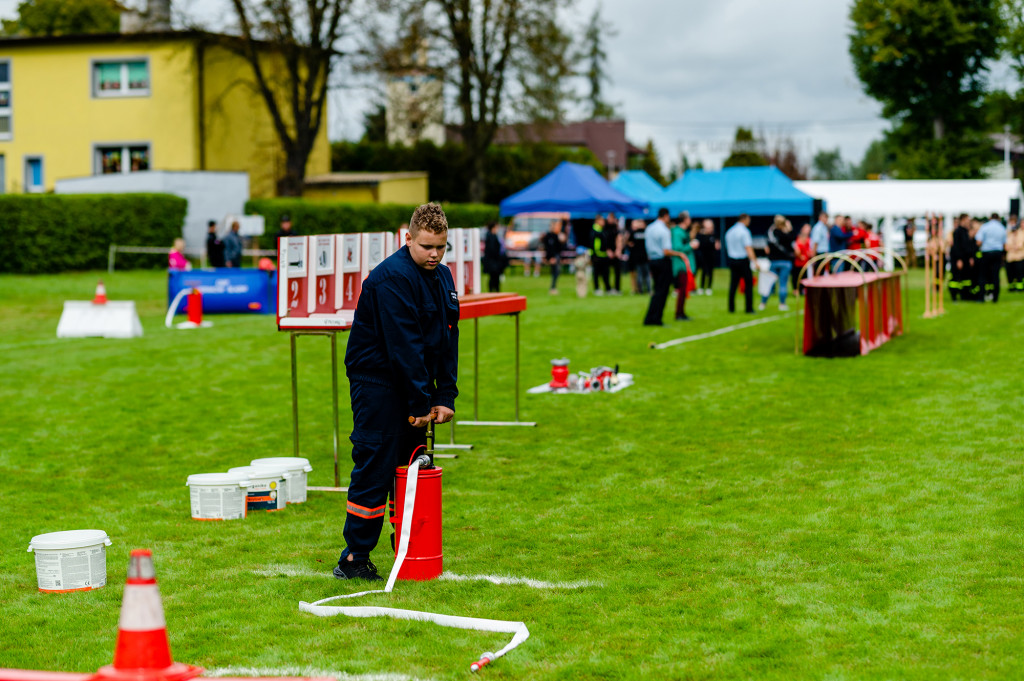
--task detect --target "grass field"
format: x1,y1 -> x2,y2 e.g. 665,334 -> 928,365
1,266 -> 1022,680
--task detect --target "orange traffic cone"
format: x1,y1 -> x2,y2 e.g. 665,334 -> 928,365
92,549 -> 203,681
93,280 -> 108,305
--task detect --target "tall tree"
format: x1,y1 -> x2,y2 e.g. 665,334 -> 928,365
811,147 -> 851,180
514,12 -> 577,126
627,139 -> 665,184
766,135 -> 807,180
388,0 -> 573,203
579,4 -> 617,120
722,127 -> 767,167
2,0 -> 119,36
849,0 -> 1002,177
228,0 -> 352,196
987,0 -> 1024,177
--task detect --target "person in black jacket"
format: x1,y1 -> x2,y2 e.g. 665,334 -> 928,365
541,218 -> 567,294
482,221 -> 506,292
335,203 -> 460,581
949,213 -> 975,301
205,220 -> 225,267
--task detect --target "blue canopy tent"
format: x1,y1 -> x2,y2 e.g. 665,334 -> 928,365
609,170 -> 665,215
498,161 -> 648,216
661,166 -> 818,217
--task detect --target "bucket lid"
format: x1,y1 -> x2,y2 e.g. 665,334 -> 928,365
185,472 -> 249,487
28,529 -> 112,552
251,457 -> 313,473
228,465 -> 290,479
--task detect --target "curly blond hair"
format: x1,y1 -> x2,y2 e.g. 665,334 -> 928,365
409,203 -> 449,237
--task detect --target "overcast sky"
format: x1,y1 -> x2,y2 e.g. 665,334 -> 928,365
0,0 -> 895,171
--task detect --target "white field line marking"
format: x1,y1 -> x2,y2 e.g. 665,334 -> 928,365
439,572 -> 599,589
254,566 -> 599,589
205,667 -> 428,681
651,311 -> 798,350
252,565 -> 333,578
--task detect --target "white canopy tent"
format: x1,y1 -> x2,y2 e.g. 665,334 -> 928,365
793,179 -> 1024,270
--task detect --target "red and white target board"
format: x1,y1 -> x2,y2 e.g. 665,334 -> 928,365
277,229 -> 483,331
278,233 -> 377,330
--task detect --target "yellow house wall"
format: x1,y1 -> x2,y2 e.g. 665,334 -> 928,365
377,176 -> 428,204
0,39 -> 198,193
303,185 -> 377,202
202,44 -> 329,198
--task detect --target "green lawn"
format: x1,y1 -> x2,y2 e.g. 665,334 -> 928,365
1,267 -> 1022,680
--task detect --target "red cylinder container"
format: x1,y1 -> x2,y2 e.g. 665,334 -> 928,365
186,289 -> 203,325
390,465 -> 443,580
550,358 -> 570,389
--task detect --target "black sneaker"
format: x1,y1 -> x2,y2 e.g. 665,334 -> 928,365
333,558 -> 384,581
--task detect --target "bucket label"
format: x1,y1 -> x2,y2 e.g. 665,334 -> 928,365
288,471 -> 307,503
190,484 -> 246,520
34,546 -> 107,591
245,479 -> 284,511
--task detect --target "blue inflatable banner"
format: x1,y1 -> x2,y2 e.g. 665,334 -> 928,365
168,269 -> 277,315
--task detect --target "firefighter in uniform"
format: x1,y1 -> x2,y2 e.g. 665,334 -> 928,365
590,215 -> 612,295
336,203 -> 459,580
948,214 -> 974,301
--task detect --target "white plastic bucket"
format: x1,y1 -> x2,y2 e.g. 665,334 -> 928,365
28,529 -> 112,593
250,457 -> 313,503
185,472 -> 249,520
228,465 -> 289,512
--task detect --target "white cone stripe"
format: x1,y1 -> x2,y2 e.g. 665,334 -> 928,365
438,573 -> 599,589
205,666 -> 424,681
118,583 -> 167,631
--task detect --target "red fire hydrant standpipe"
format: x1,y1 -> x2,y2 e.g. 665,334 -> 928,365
299,417 -> 530,672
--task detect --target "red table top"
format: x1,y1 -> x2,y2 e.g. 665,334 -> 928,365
803,271 -> 903,289
458,293 -> 528,319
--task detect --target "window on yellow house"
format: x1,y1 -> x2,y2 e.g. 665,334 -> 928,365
0,60 -> 11,140
93,60 -> 149,97
96,144 -> 150,174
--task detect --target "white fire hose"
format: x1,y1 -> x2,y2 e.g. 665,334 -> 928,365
299,451 -> 530,672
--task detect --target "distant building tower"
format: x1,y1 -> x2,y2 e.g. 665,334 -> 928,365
386,43 -> 444,147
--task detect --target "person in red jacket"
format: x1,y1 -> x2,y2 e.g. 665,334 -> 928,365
792,223 -> 814,294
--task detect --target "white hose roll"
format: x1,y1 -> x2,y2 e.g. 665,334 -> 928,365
300,456 -> 530,671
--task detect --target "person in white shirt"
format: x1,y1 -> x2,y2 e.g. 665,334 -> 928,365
724,214 -> 758,313
810,212 -> 830,257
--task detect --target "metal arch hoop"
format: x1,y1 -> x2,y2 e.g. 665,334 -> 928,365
793,252 -> 868,355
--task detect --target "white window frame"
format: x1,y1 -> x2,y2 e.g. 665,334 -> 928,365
0,59 -> 11,141
91,58 -> 150,98
94,142 -> 152,175
25,155 -> 43,193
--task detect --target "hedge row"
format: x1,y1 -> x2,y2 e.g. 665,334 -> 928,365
244,199 -> 500,250
1,194 -> 188,274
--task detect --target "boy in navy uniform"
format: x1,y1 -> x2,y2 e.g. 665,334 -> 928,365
335,203 -> 459,580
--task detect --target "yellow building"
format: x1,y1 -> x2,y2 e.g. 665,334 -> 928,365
303,171 -> 429,204
0,31 -> 329,198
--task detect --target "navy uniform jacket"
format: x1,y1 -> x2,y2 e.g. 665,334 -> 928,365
345,245 -> 459,418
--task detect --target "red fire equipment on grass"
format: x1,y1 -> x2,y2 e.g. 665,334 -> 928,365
390,417 -> 443,580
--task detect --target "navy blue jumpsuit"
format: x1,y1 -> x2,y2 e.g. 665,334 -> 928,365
340,244 -> 459,563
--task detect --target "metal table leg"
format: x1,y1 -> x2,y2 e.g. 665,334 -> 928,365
459,312 -> 536,427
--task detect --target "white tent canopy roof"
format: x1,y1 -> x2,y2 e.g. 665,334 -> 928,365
793,179 -> 1023,217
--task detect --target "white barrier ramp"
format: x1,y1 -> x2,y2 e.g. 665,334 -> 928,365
56,301 -> 143,339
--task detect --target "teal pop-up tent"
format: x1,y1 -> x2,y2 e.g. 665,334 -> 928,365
661,166 -> 816,217
610,170 -> 665,214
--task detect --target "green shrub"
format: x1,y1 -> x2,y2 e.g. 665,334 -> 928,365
1,194 -> 188,274
245,199 -> 499,249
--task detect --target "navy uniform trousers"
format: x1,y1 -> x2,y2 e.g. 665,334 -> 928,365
340,376 -> 426,563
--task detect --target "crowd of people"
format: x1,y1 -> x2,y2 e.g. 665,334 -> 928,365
942,212 -> 1020,302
